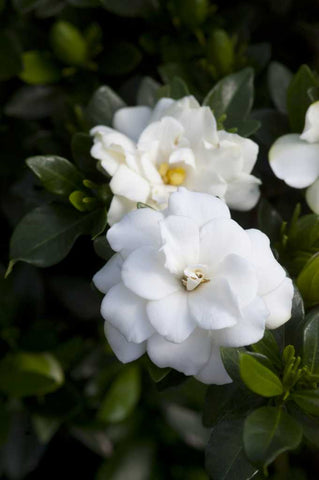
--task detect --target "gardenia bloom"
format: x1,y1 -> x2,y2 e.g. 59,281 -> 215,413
91,96 -> 261,225
93,188 -> 293,385
269,101 -> 319,213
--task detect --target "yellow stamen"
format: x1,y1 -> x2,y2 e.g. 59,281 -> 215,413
158,162 -> 186,186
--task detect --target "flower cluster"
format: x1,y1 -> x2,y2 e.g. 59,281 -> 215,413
93,189 -> 293,384
269,101 -> 319,213
91,96 -> 261,225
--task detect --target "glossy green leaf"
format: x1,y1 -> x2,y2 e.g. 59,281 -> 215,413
50,21 -> 88,66
303,307 -> 319,375
297,254 -> 319,307
206,418 -> 258,480
93,235 -> 113,260
85,85 -> 125,128
9,204 -> 107,269
251,330 -> 282,369
4,85 -> 59,119
220,347 -> 245,383
203,382 -> 261,427
268,61 -> 292,113
100,0 -> 157,17
0,352 -> 64,397
168,76 -> 190,100
292,389 -> 319,416
287,64 -> 319,132
71,132 -> 102,180
144,356 -> 171,383
237,118 -> 261,138
244,406 -> 303,468
257,198 -> 283,243
26,155 -> 83,196
288,214 -> 319,253
203,67 -> 254,130
173,0 -> 208,28
289,403 -> 319,448
19,51 -> 61,85
98,365 -> 141,423
137,76 -> 161,106
240,353 -> 283,397
0,31 -> 22,80
284,286 -> 306,355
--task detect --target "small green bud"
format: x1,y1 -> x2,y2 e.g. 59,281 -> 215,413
69,191 -> 94,212
50,21 -> 88,67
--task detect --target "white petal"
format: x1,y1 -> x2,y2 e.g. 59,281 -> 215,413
149,97 -> 175,122
169,147 -> 196,169
214,296 -> 268,347
140,152 -> 163,184
113,106 -> 152,142
218,130 -> 259,174
101,283 -> 154,343
160,215 -> 200,275
300,101 -> 319,143
246,229 -> 286,295
199,218 -> 251,270
93,253 -> 123,294
90,126 -> 137,176
147,328 -> 211,375
105,322 -> 146,363
147,291 -> 196,343
215,254 -> 258,307
167,187 -> 230,227
224,174 -> 261,211
188,278 -> 239,330
263,277 -> 294,329
107,207 -> 163,255
195,343 -> 232,385
110,164 -> 150,202
122,246 -> 181,300
306,178 -> 319,214
176,106 -> 218,150
107,195 -> 136,226
269,134 -> 319,188
138,116 -> 185,156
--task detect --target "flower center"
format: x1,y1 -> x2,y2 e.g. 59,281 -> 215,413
158,162 -> 186,186
181,265 -> 210,291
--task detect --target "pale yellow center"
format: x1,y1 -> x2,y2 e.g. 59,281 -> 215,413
158,162 -> 186,186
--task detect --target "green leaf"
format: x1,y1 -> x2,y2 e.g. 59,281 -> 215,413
50,21 -> 88,66
244,406 -> 303,468
71,133 -> 104,182
0,352 -> 64,397
284,286 -> 306,355
100,0 -> 157,17
9,204 -> 107,269
0,31 -> 22,80
289,404 -> 319,448
32,415 -> 60,444
137,76 -> 161,107
257,198 -> 283,243
4,85 -> 59,119
93,235 -> 114,260
203,67 -> 254,130
12,0 -> 42,12
297,254 -> 319,307
168,76 -> 190,100
303,307 -> 319,375
251,330 -> 282,369
85,85 -> 125,128
203,383 -> 261,427
19,51 -> 61,85
206,417 -> 258,480
144,356 -> 171,383
268,61 -> 292,114
287,64 -> 319,132
237,118 -> 261,137
291,389 -> 319,416
98,365 -> 141,423
239,353 -> 283,397
26,155 -> 83,196
207,29 -> 234,77
288,214 -> 319,253
220,347 -> 245,382
101,42 -> 142,76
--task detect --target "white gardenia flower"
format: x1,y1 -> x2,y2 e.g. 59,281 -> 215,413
269,101 -> 319,213
93,188 -> 293,385
90,96 -> 261,225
